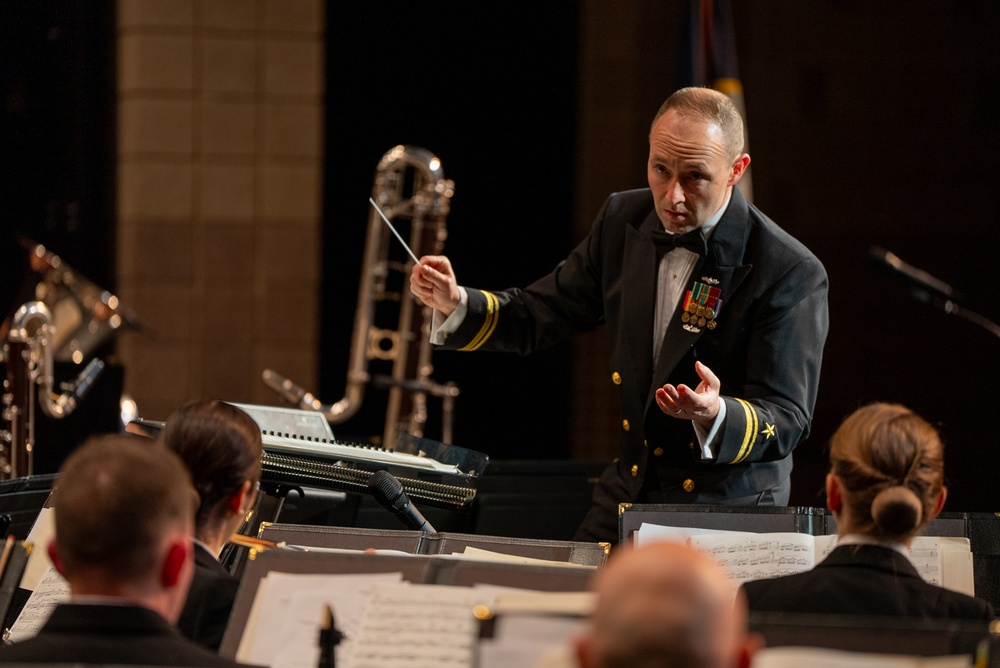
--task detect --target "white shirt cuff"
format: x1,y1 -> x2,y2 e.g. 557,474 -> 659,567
429,287 -> 469,345
692,399 -> 727,460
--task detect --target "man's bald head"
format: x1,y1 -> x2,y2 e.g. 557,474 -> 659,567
578,542 -> 752,668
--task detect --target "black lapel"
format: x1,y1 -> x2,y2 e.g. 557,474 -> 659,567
622,210 -> 664,397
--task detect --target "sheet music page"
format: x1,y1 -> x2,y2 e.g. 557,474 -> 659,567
751,645 -> 971,668
454,546 -> 595,569
348,583 -> 494,668
688,531 -> 820,597
636,522 -> 742,547
908,536 -> 945,587
814,533 -> 838,561
236,571 -> 403,668
284,545 -> 415,557
19,506 -> 55,590
479,616 -> 586,668
909,536 -> 973,595
490,590 -> 596,616
936,537 -> 975,596
7,565 -> 69,642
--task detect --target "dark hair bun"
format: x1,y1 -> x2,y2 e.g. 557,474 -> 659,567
871,485 -> 922,537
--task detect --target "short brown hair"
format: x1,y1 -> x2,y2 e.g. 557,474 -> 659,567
652,87 -> 746,160
160,400 -> 263,533
54,435 -> 197,584
830,402 -> 945,541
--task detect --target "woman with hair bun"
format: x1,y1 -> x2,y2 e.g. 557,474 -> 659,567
159,399 -> 263,651
742,402 -> 995,619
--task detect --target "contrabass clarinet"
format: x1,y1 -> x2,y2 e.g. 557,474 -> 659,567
264,145 -> 458,449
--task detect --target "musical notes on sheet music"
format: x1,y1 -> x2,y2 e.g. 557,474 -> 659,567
637,523 -> 969,600
909,540 -> 942,586
239,571 -> 404,668
7,566 -> 69,643
349,584 -> 494,667
688,532 -> 835,591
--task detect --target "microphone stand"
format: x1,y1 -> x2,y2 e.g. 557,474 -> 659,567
870,246 -> 1000,340
915,291 -> 1000,340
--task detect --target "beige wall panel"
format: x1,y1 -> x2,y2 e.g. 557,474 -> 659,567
118,34 -> 194,93
260,163 -> 321,219
201,101 -> 256,156
119,98 -> 194,155
264,41 -> 323,97
200,0 -> 256,31
201,37 -> 258,95
118,0 -> 194,29
118,161 -> 194,219
263,0 -> 323,34
200,163 -> 255,219
117,6 -> 323,414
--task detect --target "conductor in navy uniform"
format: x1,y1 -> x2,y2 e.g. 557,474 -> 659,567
410,87 -> 829,544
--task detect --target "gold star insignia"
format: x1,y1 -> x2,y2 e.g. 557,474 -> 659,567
762,423 -> 776,440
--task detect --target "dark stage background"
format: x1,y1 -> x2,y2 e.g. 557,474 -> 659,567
320,4 -> 579,456
3,2 -> 998,513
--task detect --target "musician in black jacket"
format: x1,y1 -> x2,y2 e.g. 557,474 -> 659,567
0,436 -> 244,666
742,402 -> 995,620
161,399 -> 263,651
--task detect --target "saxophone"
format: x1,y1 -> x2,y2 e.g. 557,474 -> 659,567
263,145 -> 459,448
2,301 -> 105,479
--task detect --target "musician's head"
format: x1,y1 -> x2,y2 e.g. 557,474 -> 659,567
50,434 -> 198,622
827,402 -> 947,544
160,399 -> 262,550
576,541 -> 758,668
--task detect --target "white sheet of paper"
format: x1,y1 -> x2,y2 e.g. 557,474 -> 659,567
20,506 -> 55,590
637,522 -> 973,599
479,616 -> 586,668
917,536 -> 974,596
751,645 -> 971,668
456,546 -> 595,569
235,571 -> 403,667
689,531 -> 825,598
7,565 -> 69,642
348,583 -> 494,668
636,521 -> 742,547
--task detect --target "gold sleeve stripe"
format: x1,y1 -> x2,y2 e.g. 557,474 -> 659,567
459,290 -> 499,351
729,398 -> 759,464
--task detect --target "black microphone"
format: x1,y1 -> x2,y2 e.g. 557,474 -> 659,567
868,246 -> 963,303
367,470 -> 436,533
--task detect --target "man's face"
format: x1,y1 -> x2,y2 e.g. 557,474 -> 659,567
647,109 -> 745,234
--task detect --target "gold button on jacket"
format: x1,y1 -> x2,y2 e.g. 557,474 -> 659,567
630,464 -> 639,477
622,419 -> 630,431
611,371 -> 622,385
682,478 -> 695,492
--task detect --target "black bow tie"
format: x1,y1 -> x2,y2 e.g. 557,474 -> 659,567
650,228 -> 707,257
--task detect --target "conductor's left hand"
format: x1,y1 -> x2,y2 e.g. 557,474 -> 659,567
655,361 -> 721,429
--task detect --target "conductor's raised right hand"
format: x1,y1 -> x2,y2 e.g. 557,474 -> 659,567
409,255 -> 461,317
